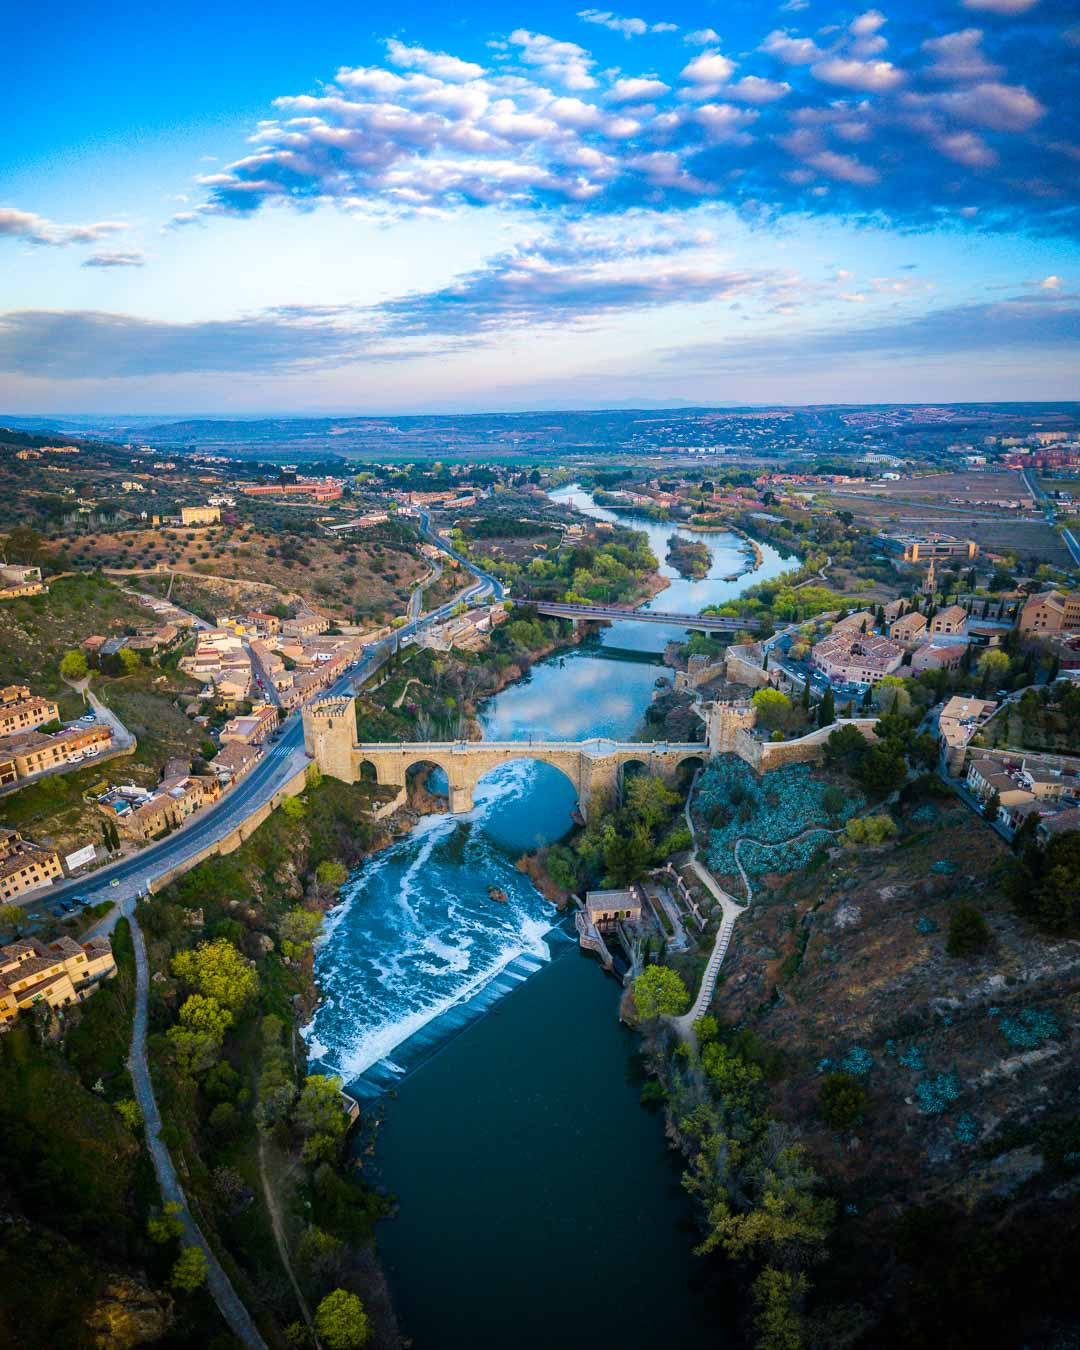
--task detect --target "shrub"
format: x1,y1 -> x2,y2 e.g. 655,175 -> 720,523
947,903 -> 990,957
819,1072 -> 867,1130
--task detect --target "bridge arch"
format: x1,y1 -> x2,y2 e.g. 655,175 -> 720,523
471,754 -> 581,816
403,757 -> 452,807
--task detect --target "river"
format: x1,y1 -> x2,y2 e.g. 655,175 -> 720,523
304,490 -> 798,1349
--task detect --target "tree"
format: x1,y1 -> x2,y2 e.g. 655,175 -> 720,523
947,903 -> 991,957
844,814 -> 897,847
983,790 -> 1000,823
118,647 -> 141,674
316,859 -> 348,893
177,993 -> 232,1039
753,1266 -> 808,1350
147,1201 -> 185,1245
817,685 -> 835,729
171,938 -> 258,1011
170,1245 -> 209,1293
0,903 -> 23,935
314,1290 -> 371,1350
280,908 -> 324,957
855,742 -> 907,795
977,648 -> 1010,692
819,1072 -> 867,1129
633,965 -> 689,1020
624,774 -> 679,830
874,676 -> 912,717
282,795 -> 307,820
59,649 -> 88,681
821,785 -> 846,823
294,1074 -> 348,1147
753,687 -> 792,734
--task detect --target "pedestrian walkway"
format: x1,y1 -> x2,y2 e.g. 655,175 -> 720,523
128,912 -> 267,1349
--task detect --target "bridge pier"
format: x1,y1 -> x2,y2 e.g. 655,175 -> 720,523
448,784 -> 475,814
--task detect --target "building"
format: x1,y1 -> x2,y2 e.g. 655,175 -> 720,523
889,611 -> 927,643
240,480 -> 342,501
811,631 -> 904,685
0,724 -> 112,780
930,605 -> 969,637
1018,590 -> 1080,636
1037,807 -> 1080,843
584,889 -> 642,925
879,533 -> 979,563
282,612 -> 330,638
938,696 -> 997,772
180,504 -> 222,527
0,828 -> 63,902
0,934 -> 116,1023
832,611 -> 877,635
966,758 -> 1034,809
102,773 -> 222,842
0,564 -> 48,600
0,687 -> 59,737
210,740 -> 262,785
219,703 -> 277,745
910,642 -> 966,674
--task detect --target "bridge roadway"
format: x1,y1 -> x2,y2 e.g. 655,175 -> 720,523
348,736 -> 707,815
17,511 -> 503,915
533,600 -> 761,631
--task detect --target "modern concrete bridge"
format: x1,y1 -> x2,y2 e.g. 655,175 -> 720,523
303,699 -> 705,815
533,601 -> 762,631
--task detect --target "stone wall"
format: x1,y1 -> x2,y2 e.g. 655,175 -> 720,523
147,763 -> 311,894
724,646 -> 774,690
734,717 -> 879,773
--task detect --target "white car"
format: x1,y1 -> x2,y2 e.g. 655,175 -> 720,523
67,752 -> 84,764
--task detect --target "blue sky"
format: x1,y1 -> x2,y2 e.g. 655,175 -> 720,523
2,0 -> 1078,413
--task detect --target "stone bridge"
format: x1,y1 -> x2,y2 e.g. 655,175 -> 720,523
302,698 -> 706,815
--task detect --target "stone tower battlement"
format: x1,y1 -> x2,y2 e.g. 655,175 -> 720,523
703,699 -> 758,754
302,698 -> 355,783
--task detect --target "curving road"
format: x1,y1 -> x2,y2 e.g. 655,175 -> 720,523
30,513 -> 503,915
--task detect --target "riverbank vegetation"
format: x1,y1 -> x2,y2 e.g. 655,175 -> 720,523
635,746 -> 1080,1349
666,533 -> 710,579
450,512 -> 660,606
140,772 -> 403,1347
355,605 -> 578,743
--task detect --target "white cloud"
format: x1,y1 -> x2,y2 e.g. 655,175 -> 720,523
720,75 -> 791,104
683,28 -> 720,46
508,30 -> 596,88
960,0 -> 1041,12
934,130 -> 998,167
607,76 -> 670,103
921,29 -> 1002,82
1039,275 -> 1062,289
82,250 -> 147,268
758,30 -> 824,65
916,81 -> 1046,131
811,57 -> 905,91
0,206 -> 128,247
679,49 -> 736,85
384,40 -> 484,82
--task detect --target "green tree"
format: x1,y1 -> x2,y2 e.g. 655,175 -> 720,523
819,1072 -> 867,1129
947,902 -> 991,957
118,647 -> 141,674
170,1245 -> 209,1292
753,1266 -> 808,1350
314,1289 -> 371,1350
316,859 -> 348,892
280,908 -> 324,956
295,1074 -> 348,1147
177,992 -> 232,1039
821,786 -> 846,823
752,687 -> 792,733
115,1098 -> 143,1132
817,685 -> 835,729
843,814 -> 897,847
0,903 -> 23,935
59,649 -> 88,681
977,648 -> 1010,692
282,795 -> 307,820
633,965 -> 689,1020
147,1201 -> 185,1245
624,774 -> 679,830
983,790 -> 1001,822
171,938 -> 258,1011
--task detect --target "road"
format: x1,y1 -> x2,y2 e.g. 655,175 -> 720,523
22,517 -> 501,915
1023,465 -> 1080,568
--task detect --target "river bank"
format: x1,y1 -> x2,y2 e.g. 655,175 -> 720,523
302,489 -> 800,1348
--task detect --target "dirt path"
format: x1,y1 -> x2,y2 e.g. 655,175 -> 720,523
258,1135 -> 317,1342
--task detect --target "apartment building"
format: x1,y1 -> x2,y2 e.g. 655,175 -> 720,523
0,828 -> 63,902
180,504 -> 222,527
937,696 -> 998,773
0,687 -> 59,737
929,605 -> 969,636
0,724 -> 112,780
1018,590 -> 1080,636
103,772 -> 222,841
220,703 -> 277,745
889,611 -> 928,643
0,934 -> 116,1023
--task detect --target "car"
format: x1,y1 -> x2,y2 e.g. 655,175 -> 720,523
60,900 -> 75,912
110,879 -> 120,887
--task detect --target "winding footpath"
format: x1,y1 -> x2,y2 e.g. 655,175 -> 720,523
128,913 -> 268,1348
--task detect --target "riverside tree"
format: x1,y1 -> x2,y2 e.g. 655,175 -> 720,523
633,965 -> 689,1020
314,1289 -> 371,1350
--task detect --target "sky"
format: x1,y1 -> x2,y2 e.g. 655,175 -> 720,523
2,0 -> 1079,414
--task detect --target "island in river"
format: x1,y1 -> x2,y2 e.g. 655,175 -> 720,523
666,530 -> 711,579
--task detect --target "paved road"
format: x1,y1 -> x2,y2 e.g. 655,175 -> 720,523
21,520 -> 501,914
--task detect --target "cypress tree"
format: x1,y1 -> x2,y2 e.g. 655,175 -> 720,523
818,685 -> 835,727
